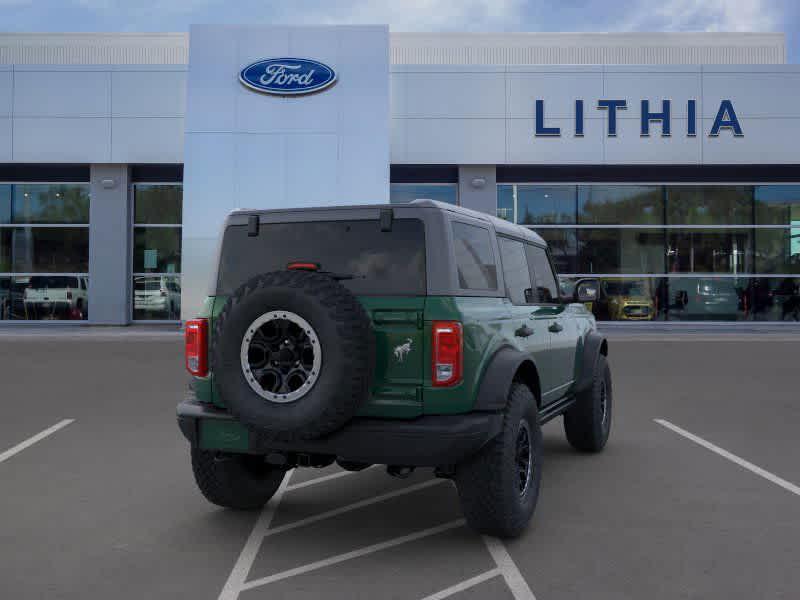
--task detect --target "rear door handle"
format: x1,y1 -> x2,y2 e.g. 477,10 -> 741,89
548,322 -> 563,333
515,325 -> 534,338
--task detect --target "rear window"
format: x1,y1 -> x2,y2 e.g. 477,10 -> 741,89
29,276 -> 79,289
217,219 -> 426,296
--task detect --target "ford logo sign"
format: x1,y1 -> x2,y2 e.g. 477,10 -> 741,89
239,58 -> 337,96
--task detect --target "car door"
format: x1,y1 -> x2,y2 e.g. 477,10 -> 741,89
525,243 -> 578,404
496,237 -> 557,401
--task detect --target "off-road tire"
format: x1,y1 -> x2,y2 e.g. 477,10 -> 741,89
190,449 -> 286,509
564,354 -> 612,452
455,383 -> 542,538
211,270 -> 374,441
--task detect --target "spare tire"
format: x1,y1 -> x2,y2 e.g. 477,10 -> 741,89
211,270 -> 374,440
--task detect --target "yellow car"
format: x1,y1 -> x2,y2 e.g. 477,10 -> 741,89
599,279 -> 655,321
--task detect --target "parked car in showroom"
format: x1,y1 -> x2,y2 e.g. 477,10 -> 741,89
23,275 -> 88,320
595,278 -> 655,321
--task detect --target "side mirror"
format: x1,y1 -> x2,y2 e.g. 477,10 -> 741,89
573,278 -> 599,303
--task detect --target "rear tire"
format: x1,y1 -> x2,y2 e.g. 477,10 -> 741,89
564,354 -> 612,452
190,449 -> 286,509
455,383 -> 541,538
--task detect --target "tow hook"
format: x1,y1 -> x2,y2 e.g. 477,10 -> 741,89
387,465 -> 415,479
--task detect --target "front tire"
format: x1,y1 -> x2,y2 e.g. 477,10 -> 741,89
190,449 -> 286,509
564,354 -> 612,452
455,383 -> 542,538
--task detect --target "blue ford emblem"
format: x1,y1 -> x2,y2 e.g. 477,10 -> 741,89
239,58 -> 337,96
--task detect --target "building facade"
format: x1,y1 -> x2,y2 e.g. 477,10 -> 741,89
0,30 -> 798,324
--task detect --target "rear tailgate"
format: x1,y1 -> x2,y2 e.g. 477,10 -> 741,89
358,297 -> 426,418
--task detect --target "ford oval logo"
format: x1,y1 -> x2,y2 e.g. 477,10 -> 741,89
239,58 -> 337,96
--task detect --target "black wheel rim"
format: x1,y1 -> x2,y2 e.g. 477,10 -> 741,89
516,420 -> 532,496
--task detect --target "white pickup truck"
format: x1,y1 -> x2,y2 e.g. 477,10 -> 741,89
23,275 -> 88,319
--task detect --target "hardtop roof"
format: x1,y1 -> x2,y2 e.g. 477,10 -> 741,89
228,199 -> 546,246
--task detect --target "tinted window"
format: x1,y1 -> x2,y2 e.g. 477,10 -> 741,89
525,245 -> 559,303
217,219 -> 426,296
498,237 -> 533,304
452,222 -> 498,290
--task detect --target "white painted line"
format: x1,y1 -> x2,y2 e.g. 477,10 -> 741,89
655,419 -> 800,497
0,419 -> 75,464
217,469 -> 294,600
285,464 -> 378,491
265,478 -> 446,537
419,569 -> 501,600
240,519 -> 466,591
482,536 -> 537,600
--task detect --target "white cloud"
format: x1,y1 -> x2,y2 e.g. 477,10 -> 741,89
276,0 -> 524,31
622,0 -> 780,32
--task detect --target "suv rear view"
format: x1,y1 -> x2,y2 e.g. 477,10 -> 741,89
178,201 -> 611,537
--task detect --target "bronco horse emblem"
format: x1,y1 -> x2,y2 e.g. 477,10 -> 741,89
393,338 -> 413,363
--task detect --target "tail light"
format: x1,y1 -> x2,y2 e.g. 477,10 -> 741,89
66,290 -> 73,300
432,321 -> 462,387
160,289 -> 167,297
185,319 -> 208,377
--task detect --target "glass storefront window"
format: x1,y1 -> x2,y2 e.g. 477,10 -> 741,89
755,228 -> 800,274
666,229 -> 753,274
133,275 -> 181,320
132,183 -> 183,320
578,185 -> 662,225
577,229 -> 665,274
0,182 -> 90,321
497,185 -> 514,221
133,185 -> 182,225
535,229 -> 578,274
755,185 -> 800,225
1,184 -> 90,225
516,185 -> 575,224
666,186 -> 752,225
1,228 -> 90,273
390,184 -> 458,205
133,228 -> 181,273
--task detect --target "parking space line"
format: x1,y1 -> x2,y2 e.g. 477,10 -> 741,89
265,479 -> 446,537
0,419 -> 75,464
285,464 -> 379,491
482,536 -> 538,600
217,469 -> 294,600
419,568 -> 501,600
655,419 -> 800,497
240,519 -> 466,591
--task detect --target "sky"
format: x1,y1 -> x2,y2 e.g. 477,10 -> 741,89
0,0 -> 797,62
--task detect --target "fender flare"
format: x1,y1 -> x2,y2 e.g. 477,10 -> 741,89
574,332 -> 608,394
472,345 -> 539,412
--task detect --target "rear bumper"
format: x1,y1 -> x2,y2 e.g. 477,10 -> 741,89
177,399 -> 502,467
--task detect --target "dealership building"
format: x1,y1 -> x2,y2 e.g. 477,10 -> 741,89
0,28 -> 798,325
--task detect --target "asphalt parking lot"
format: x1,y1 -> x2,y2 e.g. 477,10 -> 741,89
1,329 -> 799,599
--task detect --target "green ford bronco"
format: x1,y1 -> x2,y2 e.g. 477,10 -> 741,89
178,200 -> 611,538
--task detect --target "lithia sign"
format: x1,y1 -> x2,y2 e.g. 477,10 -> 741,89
535,99 -> 743,138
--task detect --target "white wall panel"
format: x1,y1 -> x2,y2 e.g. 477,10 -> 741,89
702,71 -> 800,118
0,118 -> 11,160
506,71 -> 603,119
112,70 -> 185,116
604,70 -> 701,118
111,117 -> 183,162
606,118 -> 701,164
14,70 -> 109,117
182,25 -> 389,318
0,69 -> 11,117
404,118 -> 504,164
506,117 -> 604,164
13,117 -> 110,162
403,71 -> 505,118
702,118 -> 798,164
